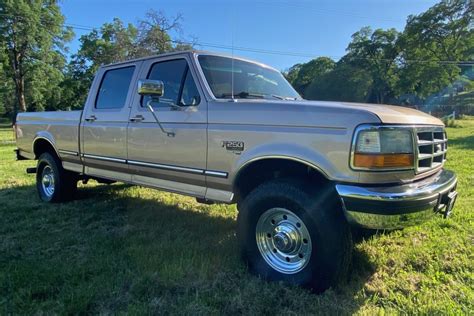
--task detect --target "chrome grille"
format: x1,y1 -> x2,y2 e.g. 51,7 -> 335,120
415,126 -> 447,173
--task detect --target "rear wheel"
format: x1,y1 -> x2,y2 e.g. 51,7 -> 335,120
36,152 -> 77,202
237,179 -> 352,293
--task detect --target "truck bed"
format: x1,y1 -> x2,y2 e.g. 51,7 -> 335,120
16,111 -> 82,159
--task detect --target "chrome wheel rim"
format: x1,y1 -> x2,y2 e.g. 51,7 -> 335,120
41,165 -> 55,198
256,207 -> 312,274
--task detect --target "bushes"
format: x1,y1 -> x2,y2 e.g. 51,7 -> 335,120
443,117 -> 459,128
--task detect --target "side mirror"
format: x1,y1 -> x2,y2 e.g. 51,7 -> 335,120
137,79 -> 164,97
136,79 -> 174,137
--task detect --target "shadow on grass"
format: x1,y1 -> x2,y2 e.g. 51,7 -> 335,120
0,183 -> 376,314
448,134 -> 474,151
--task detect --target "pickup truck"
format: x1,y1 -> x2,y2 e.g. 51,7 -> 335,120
15,50 -> 458,292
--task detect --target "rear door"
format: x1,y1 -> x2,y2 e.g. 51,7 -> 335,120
127,54 -> 207,196
81,62 -> 141,181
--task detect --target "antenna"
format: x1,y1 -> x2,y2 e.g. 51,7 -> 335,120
231,1 -> 235,101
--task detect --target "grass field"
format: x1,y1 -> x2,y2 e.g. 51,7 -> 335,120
0,120 -> 473,314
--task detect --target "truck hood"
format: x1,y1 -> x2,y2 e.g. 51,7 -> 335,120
208,99 -> 443,129
299,100 -> 443,125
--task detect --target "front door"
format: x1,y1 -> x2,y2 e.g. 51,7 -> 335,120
81,62 -> 141,182
127,55 -> 207,196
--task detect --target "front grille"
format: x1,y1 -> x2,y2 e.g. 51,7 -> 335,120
415,126 -> 447,173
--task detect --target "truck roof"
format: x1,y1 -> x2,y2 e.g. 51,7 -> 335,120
100,50 -> 277,72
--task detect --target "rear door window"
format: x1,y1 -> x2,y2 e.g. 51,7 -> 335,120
95,66 -> 135,109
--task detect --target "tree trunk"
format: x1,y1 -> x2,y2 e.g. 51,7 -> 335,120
15,76 -> 27,112
375,91 -> 382,104
11,48 -> 27,112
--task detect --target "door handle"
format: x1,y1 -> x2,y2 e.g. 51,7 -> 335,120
85,115 -> 97,122
129,115 -> 144,122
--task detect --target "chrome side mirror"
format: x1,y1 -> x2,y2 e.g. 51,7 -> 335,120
136,79 -> 174,137
137,79 -> 164,97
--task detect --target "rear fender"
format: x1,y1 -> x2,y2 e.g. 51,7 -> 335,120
32,131 -> 59,159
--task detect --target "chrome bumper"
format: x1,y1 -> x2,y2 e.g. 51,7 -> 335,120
335,169 -> 458,230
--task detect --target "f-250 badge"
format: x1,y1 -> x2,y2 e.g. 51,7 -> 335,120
222,141 -> 244,153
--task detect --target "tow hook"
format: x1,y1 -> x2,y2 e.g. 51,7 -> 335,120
442,191 -> 458,218
437,186 -> 458,218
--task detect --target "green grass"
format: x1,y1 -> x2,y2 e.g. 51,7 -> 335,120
1,121 -> 473,314
0,117 -> 12,129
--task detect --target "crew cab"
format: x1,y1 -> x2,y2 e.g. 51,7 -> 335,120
15,50 -> 458,292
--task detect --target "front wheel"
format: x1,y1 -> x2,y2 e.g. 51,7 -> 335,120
237,179 -> 352,293
255,207 -> 313,274
36,152 -> 77,202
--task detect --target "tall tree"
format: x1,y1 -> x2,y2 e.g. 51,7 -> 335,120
63,10 -> 193,109
0,0 -> 73,114
346,27 -> 400,104
291,57 -> 335,97
135,9 -> 180,56
398,0 -> 473,98
305,58 -> 373,102
283,63 -> 302,86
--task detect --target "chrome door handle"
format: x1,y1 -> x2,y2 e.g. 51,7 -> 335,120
85,115 -> 97,122
129,115 -> 144,122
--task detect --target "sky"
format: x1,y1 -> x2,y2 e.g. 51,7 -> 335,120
60,0 -> 438,71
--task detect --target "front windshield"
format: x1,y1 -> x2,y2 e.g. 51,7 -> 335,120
198,55 -> 301,100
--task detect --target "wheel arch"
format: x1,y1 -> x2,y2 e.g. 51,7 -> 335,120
32,133 -> 59,160
233,155 -> 331,203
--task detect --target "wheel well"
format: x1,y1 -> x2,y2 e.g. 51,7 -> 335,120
233,158 -> 329,203
33,138 -> 58,160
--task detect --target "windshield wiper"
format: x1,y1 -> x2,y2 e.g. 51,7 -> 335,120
220,92 -> 297,100
270,94 -> 298,101
220,92 -> 265,99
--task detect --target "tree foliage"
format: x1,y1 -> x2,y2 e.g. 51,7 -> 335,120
345,27 -> 400,103
305,58 -> 373,102
283,63 -> 302,86
62,10 -> 193,110
397,0 -> 473,98
289,0 -> 473,111
0,0 -> 473,119
289,57 -> 335,98
0,0 -> 73,115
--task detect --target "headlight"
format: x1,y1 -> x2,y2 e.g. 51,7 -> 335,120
351,126 -> 414,170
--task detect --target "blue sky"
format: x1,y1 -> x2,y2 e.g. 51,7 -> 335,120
61,0 -> 438,70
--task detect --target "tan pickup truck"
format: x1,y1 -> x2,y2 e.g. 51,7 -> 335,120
15,50 -> 458,292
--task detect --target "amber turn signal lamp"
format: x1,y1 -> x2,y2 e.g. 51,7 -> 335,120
353,153 -> 414,169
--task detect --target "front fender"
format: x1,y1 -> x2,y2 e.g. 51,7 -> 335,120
231,142 -> 334,183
